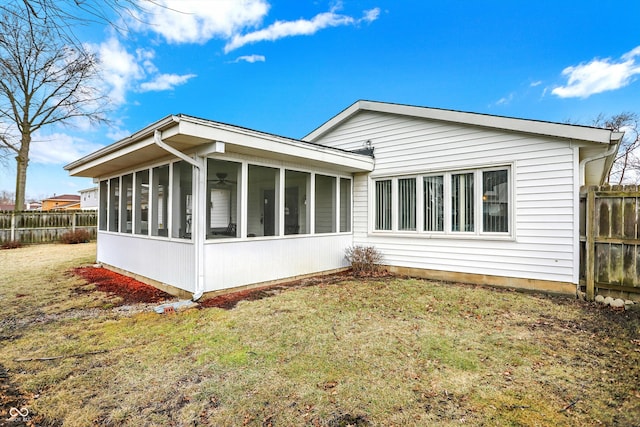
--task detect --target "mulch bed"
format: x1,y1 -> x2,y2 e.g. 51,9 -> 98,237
73,267 -> 173,305
71,266 -> 391,309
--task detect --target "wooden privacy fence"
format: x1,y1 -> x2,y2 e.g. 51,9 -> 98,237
0,210 -> 97,244
580,185 -> 640,300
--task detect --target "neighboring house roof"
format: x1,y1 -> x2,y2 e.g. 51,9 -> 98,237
43,194 -> 81,202
65,114 -> 375,178
303,100 -> 624,186
0,203 -> 14,211
51,201 -> 80,210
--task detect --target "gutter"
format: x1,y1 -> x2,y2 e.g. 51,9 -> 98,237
153,128 -> 205,301
578,132 -> 623,186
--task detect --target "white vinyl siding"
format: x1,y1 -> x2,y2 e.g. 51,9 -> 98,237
313,110 -> 578,284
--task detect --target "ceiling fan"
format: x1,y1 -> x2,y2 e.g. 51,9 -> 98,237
209,172 -> 236,186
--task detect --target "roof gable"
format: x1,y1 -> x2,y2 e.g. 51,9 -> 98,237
304,100 -> 623,145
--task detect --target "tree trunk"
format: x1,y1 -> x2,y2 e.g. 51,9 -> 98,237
13,134 -> 30,211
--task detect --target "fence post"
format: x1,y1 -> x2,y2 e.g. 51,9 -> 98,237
585,187 -> 596,301
72,211 -> 77,232
10,211 -> 16,242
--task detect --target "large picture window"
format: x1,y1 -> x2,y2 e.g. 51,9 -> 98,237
375,166 -> 510,236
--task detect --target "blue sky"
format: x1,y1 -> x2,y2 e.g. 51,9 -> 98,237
2,0 -> 640,200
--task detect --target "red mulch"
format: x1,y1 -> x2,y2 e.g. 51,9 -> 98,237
73,267 -> 173,305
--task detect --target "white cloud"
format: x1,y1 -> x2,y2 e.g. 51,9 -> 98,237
494,93 -> 514,106
90,37 -> 144,105
552,46 -> 640,98
530,80 -> 542,87
88,36 -> 197,105
30,132 -> 105,165
362,8 -> 381,23
224,6 -> 380,52
140,73 -> 197,91
234,54 -> 266,63
132,0 -> 270,44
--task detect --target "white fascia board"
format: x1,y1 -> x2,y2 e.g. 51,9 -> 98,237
177,117 -> 374,172
65,135 -> 156,177
64,115 -> 179,172
304,100 -> 617,145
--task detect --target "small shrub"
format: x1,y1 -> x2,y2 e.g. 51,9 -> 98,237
60,229 -> 91,244
1,240 -> 22,250
345,245 -> 384,276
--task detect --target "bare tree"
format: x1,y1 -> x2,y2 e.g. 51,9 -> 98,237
0,7 -> 109,211
593,113 -> 640,184
0,0 -> 145,44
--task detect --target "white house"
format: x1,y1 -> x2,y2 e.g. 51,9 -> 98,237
79,187 -> 99,210
65,101 -> 622,299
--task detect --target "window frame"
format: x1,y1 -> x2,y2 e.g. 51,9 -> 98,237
98,156 -> 354,241
371,165 -> 513,238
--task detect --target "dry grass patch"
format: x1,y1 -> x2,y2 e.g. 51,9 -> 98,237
0,244 -> 639,426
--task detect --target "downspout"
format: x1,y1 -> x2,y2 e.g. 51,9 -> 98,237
578,134 -> 622,186
575,135 -> 620,295
153,129 -> 206,301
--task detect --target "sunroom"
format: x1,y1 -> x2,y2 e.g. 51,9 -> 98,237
65,115 -> 374,299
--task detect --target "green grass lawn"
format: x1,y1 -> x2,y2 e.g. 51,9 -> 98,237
0,243 -> 639,426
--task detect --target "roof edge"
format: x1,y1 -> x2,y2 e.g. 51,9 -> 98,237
64,115 -> 179,171
303,100 -> 619,145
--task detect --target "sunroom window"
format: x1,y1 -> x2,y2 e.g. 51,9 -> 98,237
315,174 -> 336,234
171,161 -> 193,239
108,177 -> 119,232
207,159 -> 240,238
99,180 -> 107,231
285,170 -> 310,235
121,174 -> 133,234
339,178 -> 351,232
151,165 -> 169,237
248,165 -> 278,237
134,169 -> 149,235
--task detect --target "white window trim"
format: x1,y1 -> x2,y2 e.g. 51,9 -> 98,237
370,164 -> 514,240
